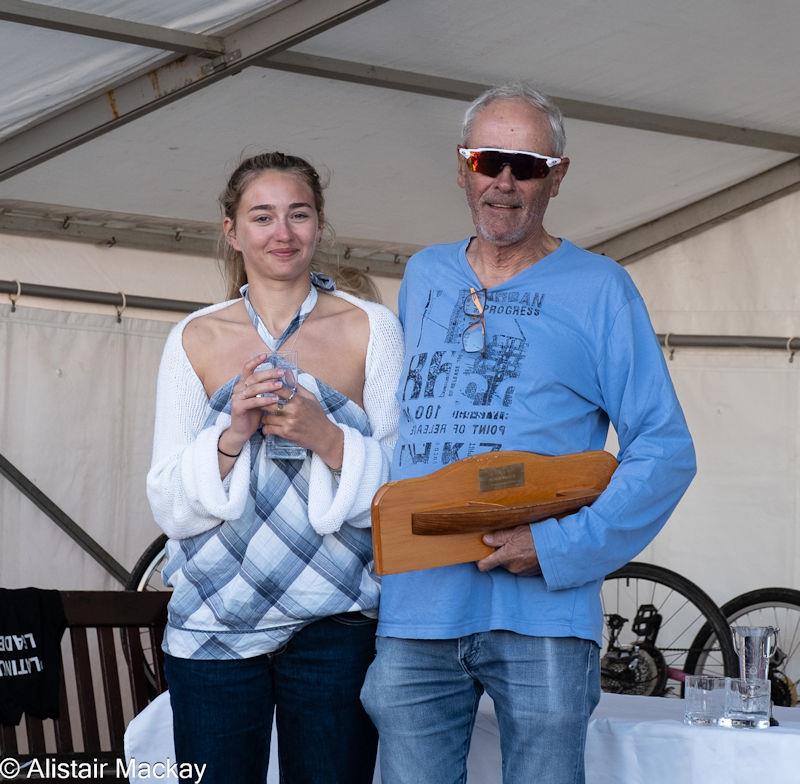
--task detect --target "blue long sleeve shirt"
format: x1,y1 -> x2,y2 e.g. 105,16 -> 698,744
377,238 -> 696,645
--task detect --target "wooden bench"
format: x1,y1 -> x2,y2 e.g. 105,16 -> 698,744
0,591 -> 169,782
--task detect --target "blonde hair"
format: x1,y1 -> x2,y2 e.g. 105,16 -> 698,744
314,262 -> 382,304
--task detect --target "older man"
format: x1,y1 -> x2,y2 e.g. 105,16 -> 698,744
361,83 -> 696,783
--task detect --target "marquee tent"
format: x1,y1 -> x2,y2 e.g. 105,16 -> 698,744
0,0 -> 798,610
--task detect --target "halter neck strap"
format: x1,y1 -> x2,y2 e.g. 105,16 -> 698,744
240,284 -> 317,352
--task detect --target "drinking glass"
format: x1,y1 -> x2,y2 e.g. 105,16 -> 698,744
683,675 -> 726,726
256,350 -> 306,460
719,677 -> 771,729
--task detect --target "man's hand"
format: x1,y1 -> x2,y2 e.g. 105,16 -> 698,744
477,525 -> 542,576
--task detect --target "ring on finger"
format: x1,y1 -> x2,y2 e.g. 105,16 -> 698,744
285,387 -> 298,402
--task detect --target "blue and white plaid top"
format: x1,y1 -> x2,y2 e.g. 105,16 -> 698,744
161,371 -> 379,659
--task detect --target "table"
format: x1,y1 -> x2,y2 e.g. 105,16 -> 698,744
124,691 -> 800,783
585,692 -> 800,783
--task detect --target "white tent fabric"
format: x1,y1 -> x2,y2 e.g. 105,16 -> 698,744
0,303 -> 170,588
623,190 -> 800,602
2,0 -> 799,249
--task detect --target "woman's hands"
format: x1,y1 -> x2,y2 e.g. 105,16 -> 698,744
217,353 -> 285,457
261,382 -> 344,470
217,353 -> 344,470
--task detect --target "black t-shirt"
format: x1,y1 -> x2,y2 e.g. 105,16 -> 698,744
0,588 -> 67,726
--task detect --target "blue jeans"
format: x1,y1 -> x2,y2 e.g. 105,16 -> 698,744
165,613 -> 378,784
360,632 -> 599,784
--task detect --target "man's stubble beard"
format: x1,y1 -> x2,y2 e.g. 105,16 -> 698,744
466,181 -> 546,248
475,220 -> 530,246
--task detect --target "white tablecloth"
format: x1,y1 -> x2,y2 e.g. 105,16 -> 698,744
124,690 -> 800,783
585,693 -> 800,784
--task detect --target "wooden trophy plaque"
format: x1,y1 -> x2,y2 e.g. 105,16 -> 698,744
371,450 -> 617,575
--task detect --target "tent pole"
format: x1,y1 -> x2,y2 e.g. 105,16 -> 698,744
0,279 -> 204,313
0,452 -> 131,586
656,334 -> 800,351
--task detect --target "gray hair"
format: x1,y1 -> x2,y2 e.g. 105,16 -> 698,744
461,82 -> 566,156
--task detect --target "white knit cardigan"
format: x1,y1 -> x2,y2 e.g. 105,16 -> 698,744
146,291 -> 404,539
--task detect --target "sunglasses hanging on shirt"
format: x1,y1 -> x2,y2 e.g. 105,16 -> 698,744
459,147 -> 562,180
462,287 -> 488,357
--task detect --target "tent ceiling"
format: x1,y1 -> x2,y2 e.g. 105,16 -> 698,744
0,0 -> 798,262
0,0 -> 226,55
0,0 -> 280,140
294,0 -> 800,136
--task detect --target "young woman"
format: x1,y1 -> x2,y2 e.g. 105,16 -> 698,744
146,152 -> 403,784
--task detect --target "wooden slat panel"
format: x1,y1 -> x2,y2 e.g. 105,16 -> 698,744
97,627 -> 125,750
10,592 -> 172,766
0,723 -> 18,754
69,628 -> 100,752
123,627 -> 150,716
53,667 -> 74,753
24,715 -> 46,754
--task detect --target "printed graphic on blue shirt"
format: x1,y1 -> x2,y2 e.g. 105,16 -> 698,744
398,285 -> 544,468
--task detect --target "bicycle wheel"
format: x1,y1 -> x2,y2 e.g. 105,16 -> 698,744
125,534 -> 170,696
688,587 -> 800,707
127,533 -> 169,592
601,562 -> 738,697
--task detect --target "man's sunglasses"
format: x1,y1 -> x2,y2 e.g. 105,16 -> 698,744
462,287 -> 487,357
459,147 -> 562,180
